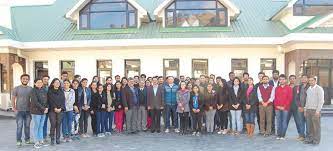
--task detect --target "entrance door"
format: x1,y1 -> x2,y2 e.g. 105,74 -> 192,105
303,59 -> 333,105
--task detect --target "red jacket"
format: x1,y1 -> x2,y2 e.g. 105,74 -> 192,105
274,85 -> 293,111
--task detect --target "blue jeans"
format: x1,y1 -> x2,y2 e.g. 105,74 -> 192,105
165,104 -> 178,129
32,114 -> 46,142
244,111 -> 256,124
276,110 -> 289,137
230,110 -> 242,132
105,111 -> 114,133
297,110 -> 308,137
96,111 -> 106,134
16,111 -> 32,142
43,113 -> 48,139
288,107 -> 305,137
62,111 -> 73,138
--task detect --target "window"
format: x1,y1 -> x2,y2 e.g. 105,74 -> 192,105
165,0 -> 228,27
192,59 -> 208,78
231,59 -> 248,78
125,59 -> 140,78
97,60 -> 112,84
79,0 -> 137,29
34,61 -> 48,79
163,59 -> 179,77
294,0 -> 333,16
261,59 -> 276,78
0,64 -> 8,92
60,61 -> 75,80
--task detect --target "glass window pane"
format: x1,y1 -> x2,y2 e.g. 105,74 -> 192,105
80,14 -> 88,28
60,61 -> 75,80
166,11 -> 174,27
192,59 -> 208,78
232,59 -> 247,78
305,0 -> 333,5
125,60 -> 140,78
128,4 -> 135,11
219,11 -> 226,25
93,0 -> 125,2
217,2 -> 225,9
35,61 -> 48,79
97,60 -> 112,69
176,1 -> 217,9
164,59 -> 179,77
129,12 -> 136,27
176,10 -> 217,27
90,12 -> 126,29
167,2 -> 175,10
90,3 -> 127,12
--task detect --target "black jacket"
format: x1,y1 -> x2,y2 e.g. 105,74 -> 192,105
30,87 -> 48,115
242,85 -> 258,112
91,92 -> 108,112
229,86 -> 245,110
48,88 -> 65,112
216,84 -> 229,111
114,90 -> 124,111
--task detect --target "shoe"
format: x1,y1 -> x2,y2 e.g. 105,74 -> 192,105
40,141 -> 49,147
297,136 -> 305,141
50,139 -> 55,146
85,134 -> 91,138
192,132 -> 197,136
156,130 -> 161,133
34,143 -> 42,149
67,138 -> 73,142
222,129 -> 228,135
280,137 -> 286,140
304,140 -> 313,144
196,132 -> 201,136
175,129 -> 180,133
165,129 -> 170,133
217,130 -> 223,135
276,137 -> 281,140
56,140 -> 61,144
25,140 -> 34,145
16,141 -> 22,147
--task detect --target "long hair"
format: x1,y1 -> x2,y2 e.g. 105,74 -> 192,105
49,78 -> 61,90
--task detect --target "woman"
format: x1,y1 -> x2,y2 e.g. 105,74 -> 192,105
105,84 -> 115,135
114,81 -> 124,132
92,84 -> 108,137
121,77 -> 128,89
243,77 -> 258,137
204,83 -> 217,134
216,80 -> 230,135
176,81 -> 190,135
30,78 -> 48,149
62,80 -> 75,142
71,79 -> 80,140
90,81 -> 98,136
187,82 -> 193,92
48,78 -> 65,145
189,85 -> 203,136
145,80 -> 151,87
229,77 -> 245,136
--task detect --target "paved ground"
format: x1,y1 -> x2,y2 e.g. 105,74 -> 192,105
0,117 -> 332,151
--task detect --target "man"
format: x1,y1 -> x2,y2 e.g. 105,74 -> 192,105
12,74 -> 33,146
179,75 -> 185,83
304,76 -> 324,145
163,76 -> 179,133
74,75 -> 81,82
134,76 -> 140,87
104,76 -> 113,89
227,72 -> 235,88
295,75 -> 309,141
209,74 -> 216,82
140,74 -> 147,81
78,78 -> 92,137
60,71 -> 68,88
274,74 -> 293,140
158,76 -> 164,86
257,75 -> 274,136
137,80 -> 147,131
287,75 -> 305,141
122,78 -> 139,134
269,70 -> 280,135
41,75 -> 50,143
241,72 -> 250,87
255,72 -> 265,131
147,77 -> 164,133
199,75 -> 207,94
115,75 -> 121,82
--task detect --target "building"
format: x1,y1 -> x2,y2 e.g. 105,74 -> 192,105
0,0 -> 333,109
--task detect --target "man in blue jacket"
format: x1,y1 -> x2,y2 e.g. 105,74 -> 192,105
164,76 -> 179,133
78,78 -> 92,137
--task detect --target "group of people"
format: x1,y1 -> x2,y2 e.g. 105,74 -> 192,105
12,70 -> 325,149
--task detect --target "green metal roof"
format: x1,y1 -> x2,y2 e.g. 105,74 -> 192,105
0,0 -> 330,42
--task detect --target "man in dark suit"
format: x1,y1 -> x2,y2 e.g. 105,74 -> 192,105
147,77 -> 164,133
122,78 -> 139,134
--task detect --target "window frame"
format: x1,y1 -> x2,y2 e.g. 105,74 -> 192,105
97,60 -> 112,84
79,0 -> 138,30
124,59 -> 141,78
260,58 -> 276,78
34,61 -> 49,79
293,0 -> 333,16
192,59 -> 209,78
165,0 -> 228,27
60,60 -> 75,80
163,58 -> 180,78
231,59 -> 248,78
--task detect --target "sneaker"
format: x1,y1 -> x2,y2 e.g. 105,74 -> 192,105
196,132 -> 201,136
217,130 -> 223,135
222,129 -> 228,135
165,129 -> 170,133
16,141 -> 22,147
34,143 -> 42,149
25,140 -> 34,145
40,141 -> 49,147
67,138 -> 73,142
280,137 -> 286,140
85,134 -> 91,138
276,137 -> 281,140
106,132 -> 112,136
174,129 -> 180,133
297,136 -> 305,141
192,132 -> 197,136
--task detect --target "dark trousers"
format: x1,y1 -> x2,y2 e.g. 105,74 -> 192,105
179,112 -> 189,133
191,112 -> 202,132
49,112 -> 63,141
91,112 -> 97,135
79,110 -> 89,134
151,109 -> 161,132
287,106 -> 305,137
306,109 -> 321,144
16,111 -> 31,142
96,111 -> 106,134
43,113 -> 48,139
218,110 -> 229,130
105,111 -> 114,133
165,104 -> 178,129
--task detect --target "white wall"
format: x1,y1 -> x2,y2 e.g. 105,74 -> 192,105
22,45 -> 284,84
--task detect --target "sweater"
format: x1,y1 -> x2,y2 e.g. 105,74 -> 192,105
274,85 -> 293,111
257,84 -> 274,105
30,87 -> 48,115
204,91 -> 217,111
305,84 -> 324,113
91,92 -> 108,112
63,88 -> 75,112
48,88 -> 66,112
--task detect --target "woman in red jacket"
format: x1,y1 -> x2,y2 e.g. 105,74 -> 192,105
274,74 -> 293,140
